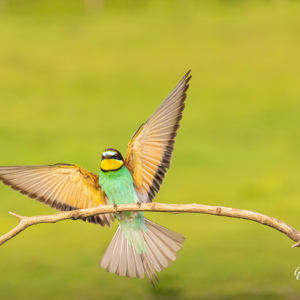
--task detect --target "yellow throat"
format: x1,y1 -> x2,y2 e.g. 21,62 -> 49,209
101,159 -> 123,171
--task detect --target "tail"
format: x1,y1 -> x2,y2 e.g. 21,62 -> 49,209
99,218 -> 185,285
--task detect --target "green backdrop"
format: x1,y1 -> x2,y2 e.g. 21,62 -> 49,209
0,1 -> 300,299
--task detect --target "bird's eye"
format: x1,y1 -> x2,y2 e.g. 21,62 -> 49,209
101,155 -> 105,160
113,154 -> 118,159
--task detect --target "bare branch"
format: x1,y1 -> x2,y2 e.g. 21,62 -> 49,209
1,202 -> 300,248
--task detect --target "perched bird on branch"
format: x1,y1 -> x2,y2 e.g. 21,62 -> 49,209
0,71 -> 191,285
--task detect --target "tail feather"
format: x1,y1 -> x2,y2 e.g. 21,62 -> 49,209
100,228 -> 121,272
146,219 -> 184,251
144,239 -> 162,272
116,234 -> 127,277
99,218 -> 185,285
141,253 -> 159,286
126,239 -> 138,278
145,219 -> 184,262
143,232 -> 170,269
132,246 -> 144,278
107,233 -> 121,274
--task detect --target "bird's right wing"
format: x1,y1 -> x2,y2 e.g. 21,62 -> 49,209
0,164 -> 114,227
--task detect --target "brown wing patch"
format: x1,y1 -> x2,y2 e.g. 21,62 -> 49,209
0,164 -> 114,227
125,71 -> 191,203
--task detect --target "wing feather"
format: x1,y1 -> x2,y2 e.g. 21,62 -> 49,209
125,71 -> 191,202
0,164 -> 114,227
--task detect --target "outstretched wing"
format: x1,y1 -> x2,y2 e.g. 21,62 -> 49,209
0,164 -> 114,227
124,71 -> 191,203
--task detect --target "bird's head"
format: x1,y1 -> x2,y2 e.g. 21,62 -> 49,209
100,148 -> 124,172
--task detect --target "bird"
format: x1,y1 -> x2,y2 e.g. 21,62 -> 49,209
0,70 -> 191,285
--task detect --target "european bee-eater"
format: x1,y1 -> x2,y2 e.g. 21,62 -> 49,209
0,71 -> 191,284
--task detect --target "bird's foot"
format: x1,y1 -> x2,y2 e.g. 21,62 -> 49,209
137,201 -> 142,207
113,202 -> 118,213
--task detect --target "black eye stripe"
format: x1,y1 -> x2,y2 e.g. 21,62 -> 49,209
102,152 -> 119,159
102,149 -> 124,161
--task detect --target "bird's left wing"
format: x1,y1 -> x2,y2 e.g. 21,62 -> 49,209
0,164 -> 114,227
124,71 -> 191,203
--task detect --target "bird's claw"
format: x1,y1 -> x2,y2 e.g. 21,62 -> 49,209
113,203 -> 118,213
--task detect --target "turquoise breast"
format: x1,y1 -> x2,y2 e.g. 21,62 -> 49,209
99,165 -> 140,206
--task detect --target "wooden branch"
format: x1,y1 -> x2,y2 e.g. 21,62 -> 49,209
1,202 -> 300,248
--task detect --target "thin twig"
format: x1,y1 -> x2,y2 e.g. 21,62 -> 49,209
1,202 -> 300,248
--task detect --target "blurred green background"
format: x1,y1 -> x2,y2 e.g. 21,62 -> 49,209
0,0 -> 300,299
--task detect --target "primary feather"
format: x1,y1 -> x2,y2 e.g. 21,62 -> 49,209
125,70 -> 191,203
